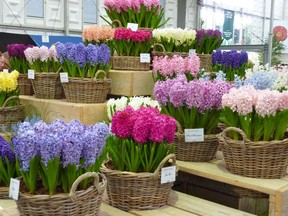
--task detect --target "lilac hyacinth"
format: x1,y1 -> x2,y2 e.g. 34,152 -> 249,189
86,44 -> 99,66
55,42 -> 67,63
97,43 -> 111,65
0,136 -> 15,163
73,43 -> 87,68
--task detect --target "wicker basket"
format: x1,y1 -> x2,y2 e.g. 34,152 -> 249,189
151,43 -> 189,58
62,70 -> 111,103
18,74 -> 33,95
31,72 -> 64,99
217,127 -> 288,179
0,187 -> 9,199
101,154 -> 177,211
16,172 -> 107,216
197,54 -> 212,72
0,96 -> 25,132
111,56 -> 150,71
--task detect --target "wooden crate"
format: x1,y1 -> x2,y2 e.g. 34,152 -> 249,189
20,95 -> 108,125
108,69 -> 154,96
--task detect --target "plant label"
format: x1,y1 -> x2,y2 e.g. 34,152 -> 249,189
60,72 -> 69,83
161,166 -> 176,184
9,178 -> 20,200
127,23 -> 138,32
140,53 -> 151,63
3,69 -> 9,73
184,128 -> 204,142
189,49 -> 196,57
42,35 -> 50,43
28,69 -> 35,79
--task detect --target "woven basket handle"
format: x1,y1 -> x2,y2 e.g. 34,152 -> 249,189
2,96 -> 20,107
56,66 -> 62,74
111,19 -> 123,28
153,43 -> 166,53
94,70 -> 107,80
175,120 -> 183,138
69,172 -> 105,202
221,127 -> 249,150
153,154 -> 176,179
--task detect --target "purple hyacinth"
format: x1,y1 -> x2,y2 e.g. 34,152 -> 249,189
212,49 -> 222,66
74,43 -> 87,68
86,44 -> 99,66
97,43 -> 111,65
213,30 -> 222,41
196,29 -> 206,45
240,51 -> 248,65
55,42 -> 67,63
222,51 -> 234,67
7,44 -> 32,58
232,52 -> 241,69
0,136 -> 15,163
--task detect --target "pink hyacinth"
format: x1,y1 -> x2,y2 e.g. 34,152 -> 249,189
104,0 -> 159,12
49,45 -> 59,61
24,46 -> 40,64
184,54 -> 200,77
255,90 -> 280,117
39,46 -> 50,62
114,28 -> 152,42
278,91 -> 288,110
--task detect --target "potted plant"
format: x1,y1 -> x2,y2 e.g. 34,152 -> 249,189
102,106 -> 177,211
24,45 -> 62,99
11,119 -> 109,215
7,43 -> 34,95
0,70 -> 25,131
154,75 -> 233,161
55,42 -> 111,103
218,85 -> 288,178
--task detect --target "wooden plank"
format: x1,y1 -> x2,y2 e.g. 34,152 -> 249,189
100,203 -> 133,216
275,185 -> 288,216
0,199 -> 19,216
20,95 -> 108,124
168,191 -> 255,216
130,205 -> 199,216
109,70 -> 154,96
177,160 -> 288,195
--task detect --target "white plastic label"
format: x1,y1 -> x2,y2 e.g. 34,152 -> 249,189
161,166 -> 176,184
28,69 -> 35,79
189,49 -> 196,57
140,53 -> 151,63
3,69 -> 9,73
127,23 -> 138,32
184,128 -> 204,142
60,72 -> 69,83
9,178 -> 20,200
42,35 -> 50,43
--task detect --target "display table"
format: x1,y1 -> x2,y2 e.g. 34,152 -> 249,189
177,159 -> 288,216
20,95 -> 108,124
109,69 -> 154,96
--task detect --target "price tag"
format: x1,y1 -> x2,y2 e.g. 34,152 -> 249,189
161,166 -> 176,184
127,22 -> 138,31
3,69 -> 9,72
140,53 -> 151,63
189,49 -> 196,57
9,178 -> 20,200
28,69 -> 35,79
42,35 -> 50,43
60,72 -> 69,83
184,128 -> 204,142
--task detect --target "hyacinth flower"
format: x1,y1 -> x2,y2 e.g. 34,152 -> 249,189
195,29 -> 223,54
7,43 -> 33,73
55,42 -> 111,78
11,119 -> 109,195
221,86 -> 288,141
212,49 -> 248,81
153,75 -> 233,134
102,0 -> 169,29
113,28 -> 153,56
152,54 -> 201,82
0,70 -> 19,107
107,96 -> 160,121
0,135 -> 18,187
107,106 -> 176,172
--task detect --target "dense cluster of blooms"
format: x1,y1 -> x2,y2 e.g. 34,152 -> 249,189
103,0 -> 167,29
113,28 -> 153,56
82,25 -> 115,44
107,96 -> 160,120
152,28 -> 196,52
212,49 -> 248,81
0,70 -> 19,106
24,45 -> 60,72
195,29 -> 223,54
7,44 -> 33,73
221,86 -> 288,141
12,119 -> 109,194
55,42 -> 111,78
152,55 -> 201,81
154,75 -> 233,133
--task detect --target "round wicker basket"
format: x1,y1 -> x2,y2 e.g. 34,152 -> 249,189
101,154 -> 177,211
16,172 -> 107,216
217,127 -> 288,179
0,187 -> 9,199
151,43 -> 189,58
18,74 -> 33,95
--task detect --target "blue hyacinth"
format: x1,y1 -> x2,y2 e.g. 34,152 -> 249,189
244,71 -> 277,90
